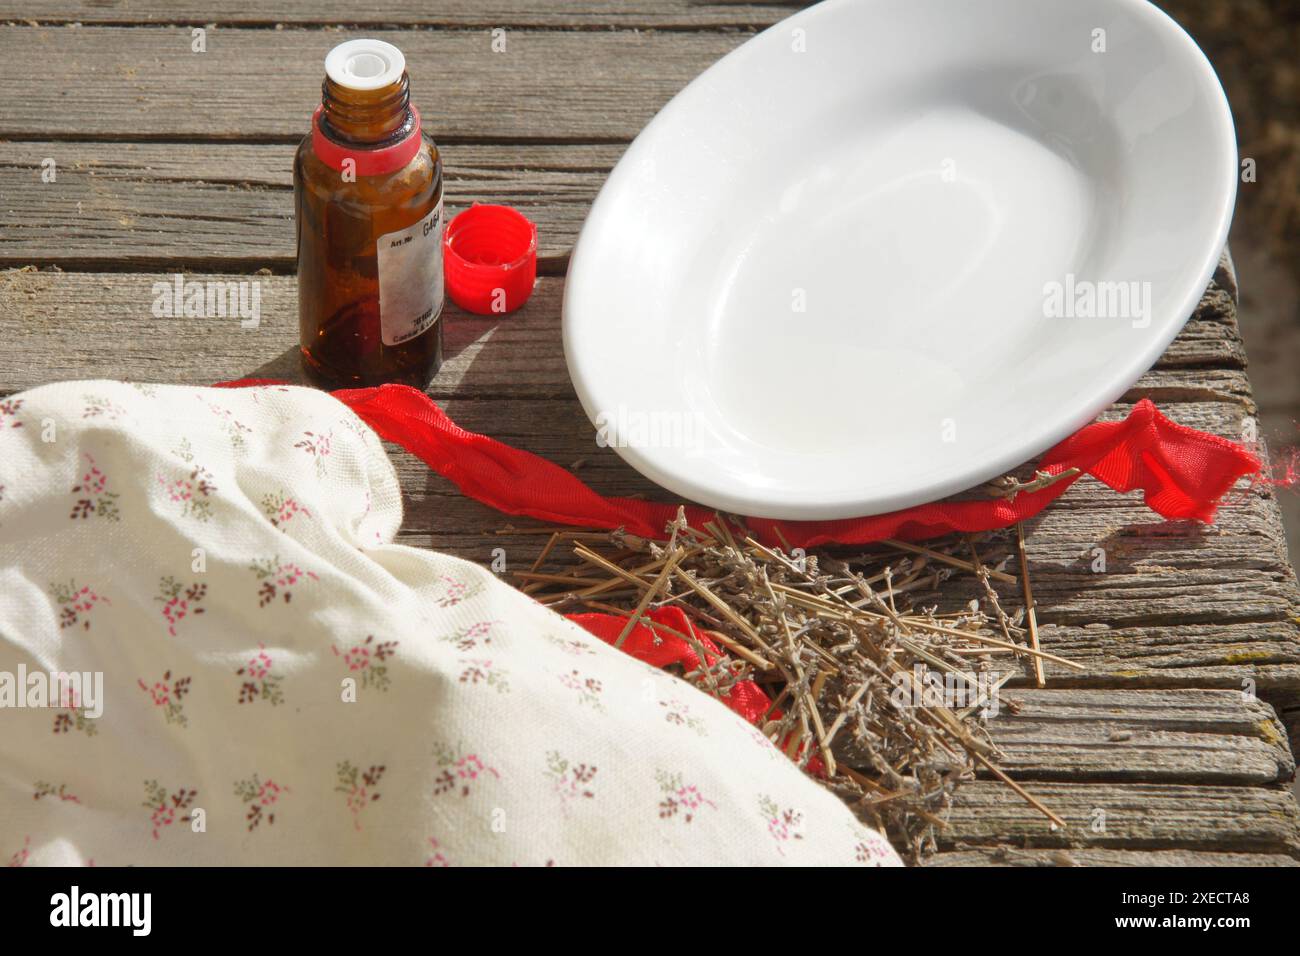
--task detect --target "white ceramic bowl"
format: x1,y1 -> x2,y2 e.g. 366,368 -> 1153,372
563,0 -> 1236,520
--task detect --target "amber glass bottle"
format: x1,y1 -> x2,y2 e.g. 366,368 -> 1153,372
295,39 -> 444,388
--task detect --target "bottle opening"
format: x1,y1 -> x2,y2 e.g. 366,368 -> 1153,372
325,39 -> 406,91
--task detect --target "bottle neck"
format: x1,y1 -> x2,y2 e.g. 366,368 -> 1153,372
320,74 -> 413,146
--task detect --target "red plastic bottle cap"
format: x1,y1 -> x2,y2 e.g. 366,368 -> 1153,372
443,204 -> 538,315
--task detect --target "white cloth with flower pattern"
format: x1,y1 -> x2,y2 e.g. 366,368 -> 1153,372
0,380 -> 901,867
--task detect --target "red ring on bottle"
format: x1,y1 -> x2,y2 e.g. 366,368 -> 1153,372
443,204 -> 538,315
311,105 -> 422,176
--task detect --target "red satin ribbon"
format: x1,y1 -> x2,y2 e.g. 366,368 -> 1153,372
215,378 -> 1259,735
570,606 -> 819,768
217,379 -> 1258,543
219,380 -> 1256,546
568,607 -> 772,722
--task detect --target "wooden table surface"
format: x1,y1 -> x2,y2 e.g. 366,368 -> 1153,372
2,1 -> 1299,866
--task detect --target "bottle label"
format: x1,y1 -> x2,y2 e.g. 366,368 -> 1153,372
377,199 -> 444,346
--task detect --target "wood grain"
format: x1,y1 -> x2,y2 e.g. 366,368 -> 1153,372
976,689 -> 1294,785
0,26 -> 750,141
0,272 -> 1251,390
937,781 -> 1300,854
0,142 -> 621,270
835,688 -> 1295,786
1,1 -> 802,29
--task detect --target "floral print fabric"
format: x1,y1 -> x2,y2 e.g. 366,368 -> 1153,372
0,381 -> 900,867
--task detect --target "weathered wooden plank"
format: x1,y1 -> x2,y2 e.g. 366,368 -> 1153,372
917,501 -> 1296,624
937,781 -> 1300,854
976,689 -> 1294,785
836,688 -> 1295,785
0,27 -> 750,140
927,847 -> 1299,866
0,142 -> 620,270
1130,368 -> 1252,405
1,1 -> 801,29
1029,623 -> 1300,694
0,155 -> 1252,370
0,272 -> 1249,391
